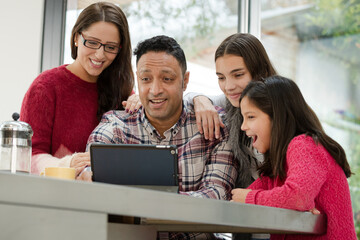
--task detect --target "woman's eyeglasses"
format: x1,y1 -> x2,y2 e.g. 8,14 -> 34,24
79,33 -> 121,54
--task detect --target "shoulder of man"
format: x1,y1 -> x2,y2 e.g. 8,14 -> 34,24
100,109 -> 141,126
89,109 -> 143,145
214,105 -> 226,119
183,99 -> 226,114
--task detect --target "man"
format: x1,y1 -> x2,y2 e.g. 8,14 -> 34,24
86,35 -> 238,239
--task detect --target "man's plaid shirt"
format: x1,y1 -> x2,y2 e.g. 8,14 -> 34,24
87,101 -> 239,239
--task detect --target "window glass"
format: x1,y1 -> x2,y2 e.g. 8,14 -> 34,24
261,0 -> 360,234
64,0 -> 238,96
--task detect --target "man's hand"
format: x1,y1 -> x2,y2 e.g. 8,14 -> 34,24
193,96 -> 224,140
122,94 -> 141,113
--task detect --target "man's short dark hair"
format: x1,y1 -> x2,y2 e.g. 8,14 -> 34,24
134,35 -> 187,76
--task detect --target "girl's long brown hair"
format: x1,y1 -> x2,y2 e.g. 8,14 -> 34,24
215,33 -> 278,186
240,76 -> 352,179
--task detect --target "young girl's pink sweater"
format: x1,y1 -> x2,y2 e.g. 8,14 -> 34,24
246,134 -> 356,239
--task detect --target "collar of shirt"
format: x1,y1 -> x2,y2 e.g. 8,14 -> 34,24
139,102 -> 187,142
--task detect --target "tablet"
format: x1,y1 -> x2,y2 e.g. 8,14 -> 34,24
90,143 -> 179,193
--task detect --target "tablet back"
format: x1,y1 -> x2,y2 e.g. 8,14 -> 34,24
90,143 -> 178,193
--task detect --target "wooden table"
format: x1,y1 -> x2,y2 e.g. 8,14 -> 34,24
0,172 -> 326,240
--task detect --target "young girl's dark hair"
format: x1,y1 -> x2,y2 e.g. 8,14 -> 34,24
240,75 -> 352,179
70,2 -> 134,120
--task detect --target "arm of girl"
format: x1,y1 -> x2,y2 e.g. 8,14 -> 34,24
231,188 -> 321,214
184,92 -> 226,140
231,188 -> 252,203
231,176 -> 271,202
247,176 -> 272,190
244,136 -> 328,211
193,96 -> 225,140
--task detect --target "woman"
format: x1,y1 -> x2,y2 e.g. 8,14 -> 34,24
232,76 -> 356,239
20,2 -> 136,176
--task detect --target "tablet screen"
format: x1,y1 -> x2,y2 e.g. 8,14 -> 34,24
90,143 -> 178,188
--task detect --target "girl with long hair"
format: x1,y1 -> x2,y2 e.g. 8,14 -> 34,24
188,33 -> 277,188
186,33 -> 277,240
232,75 -> 356,239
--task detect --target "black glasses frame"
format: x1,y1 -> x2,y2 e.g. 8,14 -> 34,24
79,33 -> 121,54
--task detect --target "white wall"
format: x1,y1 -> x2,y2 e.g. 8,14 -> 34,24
0,0 -> 44,123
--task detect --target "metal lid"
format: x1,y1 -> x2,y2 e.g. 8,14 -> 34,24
0,113 -> 33,139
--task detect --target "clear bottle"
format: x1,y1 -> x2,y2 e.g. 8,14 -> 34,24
0,113 -> 33,174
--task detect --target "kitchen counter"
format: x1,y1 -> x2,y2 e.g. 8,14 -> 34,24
0,172 -> 326,240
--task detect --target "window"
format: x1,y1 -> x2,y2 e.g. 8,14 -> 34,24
63,0 -> 238,96
260,0 -> 360,234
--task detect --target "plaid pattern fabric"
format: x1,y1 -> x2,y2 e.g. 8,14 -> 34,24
87,101 -> 239,239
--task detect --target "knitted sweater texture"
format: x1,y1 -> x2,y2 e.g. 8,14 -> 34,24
20,65 -> 99,172
246,134 -> 356,240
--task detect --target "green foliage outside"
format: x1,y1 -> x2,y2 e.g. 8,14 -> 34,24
304,0 -> 360,83
304,0 -> 360,237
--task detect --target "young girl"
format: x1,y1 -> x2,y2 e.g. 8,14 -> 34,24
20,2 -> 137,176
232,75 -> 356,239
187,33 -> 277,187
186,33 -> 276,240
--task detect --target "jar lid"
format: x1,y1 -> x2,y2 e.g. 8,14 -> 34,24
0,113 -> 33,138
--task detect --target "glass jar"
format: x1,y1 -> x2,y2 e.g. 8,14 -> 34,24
0,113 -> 33,174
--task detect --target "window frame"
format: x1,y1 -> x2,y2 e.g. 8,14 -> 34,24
40,0 -> 263,69
41,0 -> 67,72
